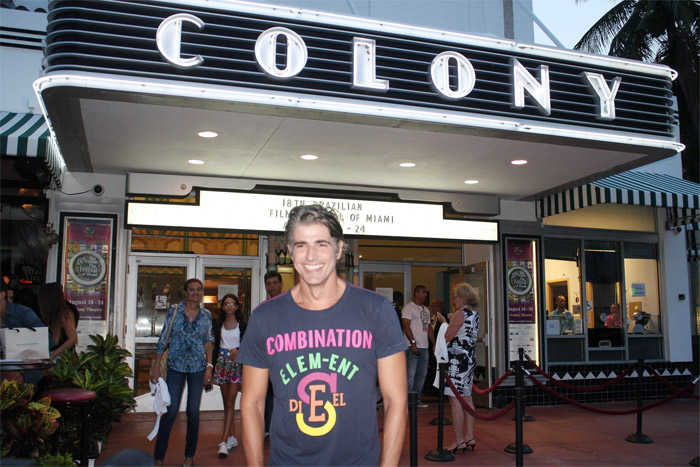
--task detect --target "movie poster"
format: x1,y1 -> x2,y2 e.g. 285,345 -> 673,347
61,215 -> 115,322
506,238 -> 539,362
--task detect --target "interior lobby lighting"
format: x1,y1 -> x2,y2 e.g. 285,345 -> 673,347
399,162 -> 416,168
197,130 -> 218,138
188,159 -> 205,165
300,154 -> 318,160
464,179 -> 479,184
511,159 -> 528,165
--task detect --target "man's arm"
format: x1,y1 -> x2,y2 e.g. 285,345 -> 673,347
241,365 -> 269,467
401,317 -> 417,355
377,351 -> 407,466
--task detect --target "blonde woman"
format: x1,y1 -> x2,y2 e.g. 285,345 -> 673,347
436,282 -> 479,453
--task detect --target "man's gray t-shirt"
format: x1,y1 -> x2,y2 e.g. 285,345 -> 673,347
237,282 -> 406,466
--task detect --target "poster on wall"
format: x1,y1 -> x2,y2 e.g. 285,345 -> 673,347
505,238 -> 539,363
59,214 -> 116,349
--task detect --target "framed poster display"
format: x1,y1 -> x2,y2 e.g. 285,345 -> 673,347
58,214 -> 117,333
505,237 -> 540,365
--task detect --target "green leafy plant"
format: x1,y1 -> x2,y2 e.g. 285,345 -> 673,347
0,380 -> 60,459
38,452 -> 73,466
49,334 -> 136,453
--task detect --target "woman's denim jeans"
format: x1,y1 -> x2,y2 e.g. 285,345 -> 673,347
153,368 -> 205,461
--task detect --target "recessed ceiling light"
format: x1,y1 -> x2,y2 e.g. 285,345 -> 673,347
300,154 -> 318,160
399,162 -> 416,168
511,159 -> 528,165
188,159 -> 205,165
464,179 -> 479,184
197,131 -> 218,138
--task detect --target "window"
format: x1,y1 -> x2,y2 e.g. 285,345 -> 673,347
543,237 -> 663,364
544,239 -> 584,362
131,229 -> 259,256
624,243 -> 662,360
585,240 -> 623,361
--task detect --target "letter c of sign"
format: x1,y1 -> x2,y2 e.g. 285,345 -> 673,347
156,13 -> 205,68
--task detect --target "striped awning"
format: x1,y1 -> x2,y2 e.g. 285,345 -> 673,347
538,171 -> 700,220
1,111 -> 64,187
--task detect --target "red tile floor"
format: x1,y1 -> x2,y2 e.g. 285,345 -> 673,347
98,398 -> 699,466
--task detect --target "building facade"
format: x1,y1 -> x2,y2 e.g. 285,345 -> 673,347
1,0 -> 698,409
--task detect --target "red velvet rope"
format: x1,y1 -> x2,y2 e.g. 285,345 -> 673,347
471,370 -> 514,395
526,372 -> 697,415
443,372 -> 515,421
524,354 -> 634,392
645,365 -> 700,400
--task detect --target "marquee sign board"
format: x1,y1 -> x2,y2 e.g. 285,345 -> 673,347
40,0 -> 680,153
126,190 -> 499,242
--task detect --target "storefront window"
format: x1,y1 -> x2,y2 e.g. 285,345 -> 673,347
624,243 -> 662,360
544,239 -> 584,362
131,229 -> 259,256
584,240 -> 624,361
543,238 -> 664,364
359,239 -> 462,263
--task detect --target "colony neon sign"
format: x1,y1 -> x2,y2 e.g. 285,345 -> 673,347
156,13 -> 622,120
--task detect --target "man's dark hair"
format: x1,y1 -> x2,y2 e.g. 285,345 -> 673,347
0,281 -> 7,294
284,204 -> 345,252
264,271 -> 282,282
413,285 -> 426,296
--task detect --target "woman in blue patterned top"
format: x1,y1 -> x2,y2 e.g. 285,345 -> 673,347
150,278 -> 214,467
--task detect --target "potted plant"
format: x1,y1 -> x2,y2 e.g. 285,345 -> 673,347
48,334 -> 136,456
0,380 -> 60,460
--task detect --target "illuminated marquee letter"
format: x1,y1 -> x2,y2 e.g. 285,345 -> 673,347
511,58 -> 551,116
430,51 -> 476,99
582,72 -> 622,121
352,38 -> 389,91
156,13 -> 204,68
255,27 -> 308,79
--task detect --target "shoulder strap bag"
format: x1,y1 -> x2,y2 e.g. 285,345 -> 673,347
151,305 -> 175,381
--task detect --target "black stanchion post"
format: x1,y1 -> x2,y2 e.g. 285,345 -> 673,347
425,364 -> 455,462
625,358 -> 652,444
409,391 -> 418,467
505,347 -> 533,463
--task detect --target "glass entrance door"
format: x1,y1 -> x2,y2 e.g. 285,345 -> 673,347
126,255 -> 196,397
200,257 -> 261,325
359,262 -> 411,311
126,254 -> 261,399
443,262 -> 491,407
464,262 -> 490,408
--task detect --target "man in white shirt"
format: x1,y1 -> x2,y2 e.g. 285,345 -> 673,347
402,285 -> 435,407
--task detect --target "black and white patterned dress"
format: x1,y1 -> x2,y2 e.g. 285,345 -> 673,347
446,307 -> 479,397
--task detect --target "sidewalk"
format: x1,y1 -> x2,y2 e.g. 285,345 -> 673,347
98,398 -> 699,466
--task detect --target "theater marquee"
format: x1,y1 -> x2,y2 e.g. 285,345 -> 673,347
38,0 -> 681,155
126,190 -> 499,242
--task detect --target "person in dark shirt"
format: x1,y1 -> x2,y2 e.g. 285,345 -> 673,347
0,282 -> 48,385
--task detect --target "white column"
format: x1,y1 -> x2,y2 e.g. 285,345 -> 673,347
658,209 -> 692,362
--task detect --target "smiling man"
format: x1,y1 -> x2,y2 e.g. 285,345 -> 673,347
238,204 -> 407,466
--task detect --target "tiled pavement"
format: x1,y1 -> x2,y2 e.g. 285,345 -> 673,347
98,397 -> 699,466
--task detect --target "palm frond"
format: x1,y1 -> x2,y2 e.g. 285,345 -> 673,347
608,6 -> 657,60
574,0 -> 638,53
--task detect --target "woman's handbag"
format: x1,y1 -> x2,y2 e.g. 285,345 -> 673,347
151,306 -> 174,381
